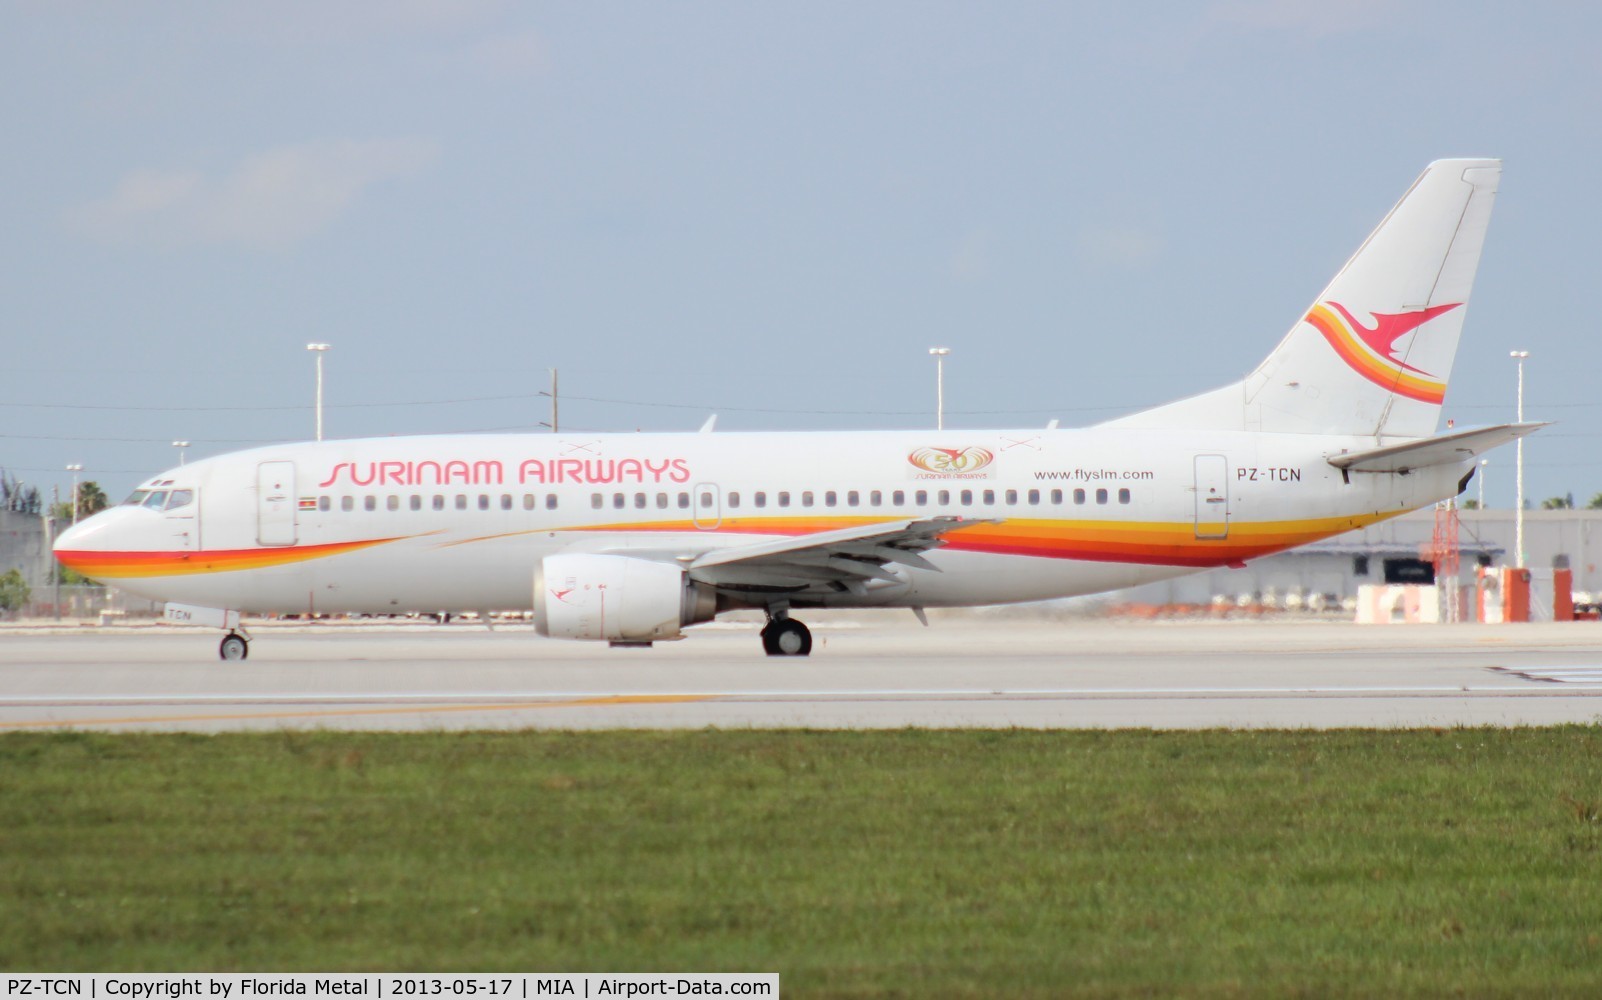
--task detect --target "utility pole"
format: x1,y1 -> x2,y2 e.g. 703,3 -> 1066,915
66,464 -> 82,524
307,343 -> 331,441
929,348 -> 950,431
1510,350 -> 1529,567
49,485 -> 59,621
540,368 -> 559,433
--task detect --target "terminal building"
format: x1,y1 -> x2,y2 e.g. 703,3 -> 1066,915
1111,507 -> 1601,621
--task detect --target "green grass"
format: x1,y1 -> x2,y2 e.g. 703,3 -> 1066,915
3,729 -> 1602,996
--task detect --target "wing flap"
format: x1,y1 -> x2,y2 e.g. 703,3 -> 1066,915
686,516 -> 994,590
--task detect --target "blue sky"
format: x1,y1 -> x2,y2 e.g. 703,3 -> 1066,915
3,1 -> 1598,508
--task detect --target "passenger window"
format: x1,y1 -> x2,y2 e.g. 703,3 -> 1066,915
982,490 -> 995,505
892,490 -> 905,506
960,490 -> 973,506
1028,489 -> 1040,505
501,494 -> 513,511
635,493 -> 647,509
870,490 -> 882,506
478,495 -> 489,511
775,491 -> 789,508
1051,489 -> 1063,504
389,496 -> 400,511
166,490 -> 194,510
547,495 -> 558,510
432,495 -> 444,511
410,495 -> 421,511
916,490 -> 928,506
364,496 -> 376,512
456,495 -> 468,511
523,494 -> 535,510
1073,489 -> 1086,505
318,496 -> 330,512
658,492 -> 670,509
754,492 -> 767,508
341,496 -> 354,512
847,491 -> 859,507
726,492 -> 739,509
613,493 -> 625,509
801,491 -> 814,507
825,491 -> 837,507
1119,488 -> 1131,504
1005,490 -> 1018,505
591,494 -> 603,510
1096,488 -> 1109,504
678,492 -> 690,509
938,490 -> 950,505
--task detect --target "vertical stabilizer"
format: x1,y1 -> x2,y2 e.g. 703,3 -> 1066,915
1104,159 -> 1500,438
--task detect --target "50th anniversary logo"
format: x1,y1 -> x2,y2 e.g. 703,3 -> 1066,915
907,447 -> 995,480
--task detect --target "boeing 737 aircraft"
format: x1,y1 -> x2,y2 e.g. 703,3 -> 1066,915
55,159 -> 1539,659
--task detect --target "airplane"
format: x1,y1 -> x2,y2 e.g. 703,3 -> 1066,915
54,158 -> 1540,661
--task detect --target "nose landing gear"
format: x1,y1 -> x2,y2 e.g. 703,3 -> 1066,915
219,631 -> 250,661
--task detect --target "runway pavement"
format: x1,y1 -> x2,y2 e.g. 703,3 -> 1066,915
2,616 -> 1601,731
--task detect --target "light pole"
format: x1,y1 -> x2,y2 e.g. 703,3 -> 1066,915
1510,350 -> 1529,567
65,464 -> 82,524
1477,459 -> 1488,511
929,347 -> 951,431
306,343 -> 331,441
172,440 -> 190,466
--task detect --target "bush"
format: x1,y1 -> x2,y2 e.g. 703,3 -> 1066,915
0,568 -> 31,614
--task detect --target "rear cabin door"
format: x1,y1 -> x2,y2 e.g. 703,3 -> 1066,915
1193,454 -> 1230,540
257,461 -> 297,546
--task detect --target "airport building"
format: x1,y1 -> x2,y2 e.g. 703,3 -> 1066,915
1113,507 -> 1602,619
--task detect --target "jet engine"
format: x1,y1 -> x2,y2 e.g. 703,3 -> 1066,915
534,553 -> 717,642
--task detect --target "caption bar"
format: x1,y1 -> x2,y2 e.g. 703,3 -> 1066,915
3,977 -> 777,1000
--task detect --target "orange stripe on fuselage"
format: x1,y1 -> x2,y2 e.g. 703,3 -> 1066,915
559,513 -> 1395,568
55,536 -> 409,579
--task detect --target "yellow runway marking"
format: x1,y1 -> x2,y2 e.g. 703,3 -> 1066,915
0,694 -> 715,730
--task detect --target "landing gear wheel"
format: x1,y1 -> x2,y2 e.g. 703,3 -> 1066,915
762,618 -> 812,657
219,633 -> 249,662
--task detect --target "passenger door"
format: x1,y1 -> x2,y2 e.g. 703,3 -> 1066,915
257,461 -> 297,546
1193,455 -> 1229,540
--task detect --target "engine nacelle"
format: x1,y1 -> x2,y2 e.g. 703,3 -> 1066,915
534,553 -> 716,642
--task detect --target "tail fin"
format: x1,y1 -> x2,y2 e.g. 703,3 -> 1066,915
1105,158 -> 1500,438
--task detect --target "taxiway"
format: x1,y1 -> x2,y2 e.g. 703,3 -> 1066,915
1,617 -> 1600,731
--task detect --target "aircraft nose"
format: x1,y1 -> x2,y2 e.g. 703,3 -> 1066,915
53,510 -> 110,553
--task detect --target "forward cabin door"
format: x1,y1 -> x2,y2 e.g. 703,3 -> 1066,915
1193,455 -> 1230,539
257,461 -> 298,546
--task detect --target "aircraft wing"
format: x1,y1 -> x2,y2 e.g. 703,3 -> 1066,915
1326,422 -> 1549,474
685,516 -> 995,592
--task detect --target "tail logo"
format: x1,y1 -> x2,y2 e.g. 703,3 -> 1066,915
1304,300 -> 1460,404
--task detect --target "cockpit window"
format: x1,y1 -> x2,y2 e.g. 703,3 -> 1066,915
122,490 -> 151,506
166,489 -> 194,510
142,491 -> 169,510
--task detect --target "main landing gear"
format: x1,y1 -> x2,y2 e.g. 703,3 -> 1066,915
219,631 -> 250,661
760,612 -> 812,657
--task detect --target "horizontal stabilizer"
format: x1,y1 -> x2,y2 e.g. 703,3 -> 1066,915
1327,422 -> 1547,474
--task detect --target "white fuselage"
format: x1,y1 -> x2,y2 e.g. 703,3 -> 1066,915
56,427 -> 1467,616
